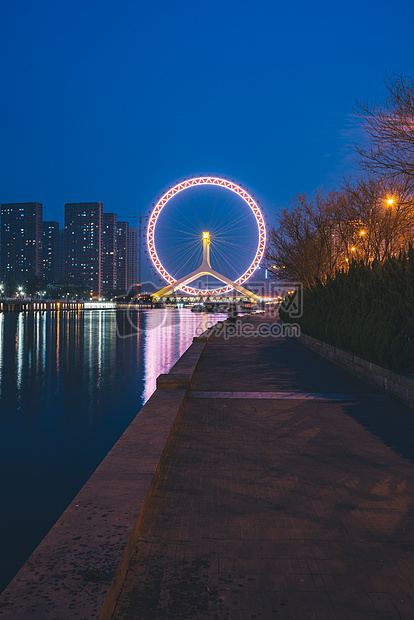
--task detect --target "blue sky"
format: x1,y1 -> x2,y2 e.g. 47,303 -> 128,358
1,0 -> 413,230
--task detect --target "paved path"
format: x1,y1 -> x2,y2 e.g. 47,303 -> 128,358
110,314 -> 414,619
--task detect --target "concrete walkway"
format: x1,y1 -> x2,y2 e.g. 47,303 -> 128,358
109,314 -> 414,619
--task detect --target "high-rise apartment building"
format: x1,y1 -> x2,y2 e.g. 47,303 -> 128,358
57,229 -> 66,281
1,202 -> 43,282
102,213 -> 117,291
117,221 -> 129,292
127,226 -> 138,290
65,202 -> 103,297
42,221 -> 60,282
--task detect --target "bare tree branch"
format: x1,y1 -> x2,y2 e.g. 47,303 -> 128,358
266,176 -> 414,288
354,73 -> 414,181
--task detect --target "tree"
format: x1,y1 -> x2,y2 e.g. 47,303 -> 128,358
265,190 -> 344,288
354,73 -> 414,180
333,175 -> 414,264
266,176 -> 414,287
25,276 -> 45,297
1,277 -> 18,298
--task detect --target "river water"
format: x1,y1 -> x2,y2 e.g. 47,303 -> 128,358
0,308 -> 224,592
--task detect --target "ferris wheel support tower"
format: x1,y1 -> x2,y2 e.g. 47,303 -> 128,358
152,232 -> 259,301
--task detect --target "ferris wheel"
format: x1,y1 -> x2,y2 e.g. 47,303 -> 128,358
147,176 -> 266,296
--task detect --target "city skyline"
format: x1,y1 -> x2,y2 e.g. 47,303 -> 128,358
0,201 -> 139,296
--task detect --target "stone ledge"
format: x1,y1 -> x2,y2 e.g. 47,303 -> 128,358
170,342 -> 206,377
156,373 -> 189,389
297,331 -> 414,410
192,335 -> 208,342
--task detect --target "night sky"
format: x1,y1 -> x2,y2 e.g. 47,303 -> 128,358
1,0 -> 413,230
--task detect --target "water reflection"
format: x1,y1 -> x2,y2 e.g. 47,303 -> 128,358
142,309 -> 225,402
0,314 -> 3,398
0,308 -> 224,593
16,313 -> 24,408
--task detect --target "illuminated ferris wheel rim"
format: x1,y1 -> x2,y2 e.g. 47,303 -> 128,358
147,176 -> 267,295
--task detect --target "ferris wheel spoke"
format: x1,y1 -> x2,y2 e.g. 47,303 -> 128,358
218,217 -> 256,233
212,246 -> 254,276
212,237 -> 254,253
160,234 -> 200,249
208,190 -> 222,232
174,245 -> 203,276
213,243 -> 254,257
157,234 -> 200,250
210,225 -> 253,245
211,246 -> 246,271
211,213 -> 257,237
210,205 -> 237,234
213,194 -> 251,226
162,219 -> 200,237
177,193 -> 207,231
208,192 -> 237,231
160,244 -> 198,264
159,239 -> 201,264
211,237 -> 246,252
214,221 -> 254,235
165,243 -> 202,275
162,211 -> 203,237
164,196 -> 207,231
210,242 -> 242,277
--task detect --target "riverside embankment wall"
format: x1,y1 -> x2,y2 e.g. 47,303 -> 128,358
0,299 -> 82,312
0,334 -> 210,619
298,331 -> 414,410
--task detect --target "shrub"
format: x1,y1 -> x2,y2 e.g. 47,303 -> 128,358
280,248 -> 414,372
